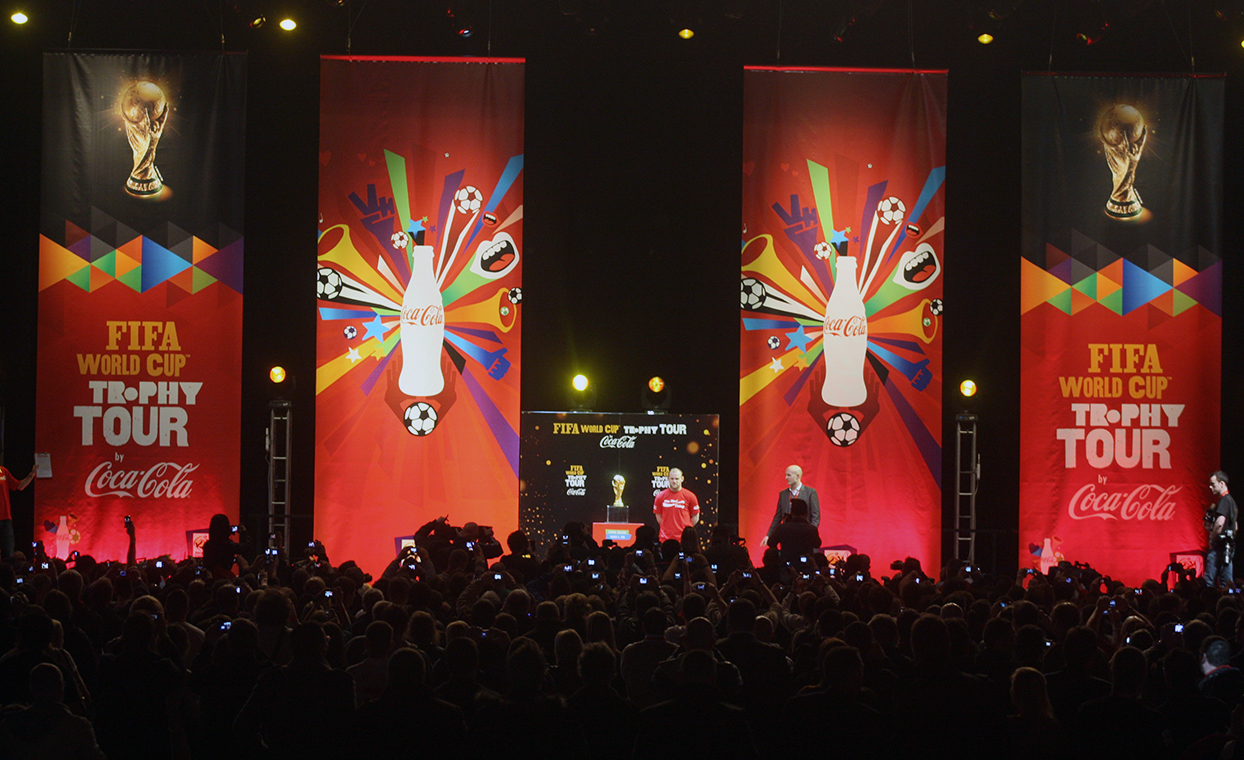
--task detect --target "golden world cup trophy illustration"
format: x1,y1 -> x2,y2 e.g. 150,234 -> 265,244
1097,104 -> 1147,220
121,81 -> 169,198
607,474 -> 628,523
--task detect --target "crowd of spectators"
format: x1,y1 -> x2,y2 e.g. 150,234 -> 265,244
1,513 -> 1243,760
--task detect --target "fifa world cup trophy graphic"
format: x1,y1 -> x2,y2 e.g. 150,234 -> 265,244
121,81 -> 169,198
1097,104 -> 1147,219
607,475 -> 628,523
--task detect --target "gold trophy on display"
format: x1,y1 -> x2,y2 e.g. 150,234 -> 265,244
608,474 -> 628,523
1097,104 -> 1146,220
121,81 -> 169,198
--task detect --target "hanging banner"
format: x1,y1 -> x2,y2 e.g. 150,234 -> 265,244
741,69 -> 946,569
1020,75 -> 1222,584
316,57 -> 524,575
36,53 -> 246,561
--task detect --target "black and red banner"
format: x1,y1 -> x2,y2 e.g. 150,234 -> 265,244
36,53 -> 246,561
1020,75 -> 1222,583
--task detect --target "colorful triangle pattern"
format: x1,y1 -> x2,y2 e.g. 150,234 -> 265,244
40,214 -> 244,296
1025,233 -> 1218,316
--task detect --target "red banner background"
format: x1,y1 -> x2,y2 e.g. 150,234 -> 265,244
1019,75 -> 1222,584
740,70 -> 946,570
35,53 -> 245,561
316,58 -> 523,576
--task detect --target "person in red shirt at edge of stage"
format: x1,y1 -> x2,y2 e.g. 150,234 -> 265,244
0,463 -> 36,559
653,467 -> 699,543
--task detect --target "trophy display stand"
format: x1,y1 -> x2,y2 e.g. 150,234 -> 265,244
592,520 -> 644,545
594,475 -> 642,544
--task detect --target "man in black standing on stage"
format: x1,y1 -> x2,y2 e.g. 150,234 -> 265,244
762,465 -> 819,547
1205,470 -> 1237,588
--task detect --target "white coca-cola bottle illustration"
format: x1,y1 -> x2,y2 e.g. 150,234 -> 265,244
55,515 -> 70,560
398,245 -> 445,396
821,255 -> 868,407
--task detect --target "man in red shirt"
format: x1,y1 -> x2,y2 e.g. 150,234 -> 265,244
653,467 -> 699,543
0,464 -> 36,559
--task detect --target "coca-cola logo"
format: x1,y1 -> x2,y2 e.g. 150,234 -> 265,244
1067,483 -> 1180,521
824,315 -> 867,337
400,305 -> 445,326
85,461 -> 198,499
599,435 -> 637,449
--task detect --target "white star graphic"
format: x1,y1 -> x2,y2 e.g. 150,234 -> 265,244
347,347 -> 362,363
769,357 -> 784,373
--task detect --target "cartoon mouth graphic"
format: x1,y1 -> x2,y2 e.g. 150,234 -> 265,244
480,238 -> 516,273
471,232 -> 520,280
892,243 -> 940,291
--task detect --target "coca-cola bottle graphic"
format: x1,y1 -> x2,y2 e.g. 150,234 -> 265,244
821,255 -> 868,407
55,515 -> 70,560
398,244 -> 445,396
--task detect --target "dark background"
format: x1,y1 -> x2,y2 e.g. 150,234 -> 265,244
3,0 -> 1243,572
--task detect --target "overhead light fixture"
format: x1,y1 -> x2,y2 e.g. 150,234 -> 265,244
270,366 -> 287,384
960,379 -> 977,397
279,17 -> 296,30
250,15 -> 266,27
678,27 -> 694,39
11,11 -> 28,23
977,32 -> 994,44
447,0 -> 476,38
988,0 -> 1024,20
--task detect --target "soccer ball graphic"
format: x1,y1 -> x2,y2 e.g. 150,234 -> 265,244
343,325 -> 358,340
827,412 -> 861,447
814,241 -> 833,260
877,197 -> 906,225
929,298 -> 943,316
740,278 -> 766,311
391,231 -> 410,250
404,402 -> 438,436
455,186 -> 483,214
317,267 -> 343,301
508,287 -> 523,304
767,336 -> 781,350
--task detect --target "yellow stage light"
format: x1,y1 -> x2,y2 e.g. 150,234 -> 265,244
279,17 -> 296,30
572,374 -> 589,392
12,11 -> 28,23
270,366 -> 287,384
648,376 -> 665,393
977,33 -> 993,44
678,28 -> 694,39
960,379 -> 977,397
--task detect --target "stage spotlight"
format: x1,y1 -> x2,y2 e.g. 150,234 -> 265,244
270,366 -> 287,384
677,27 -> 694,39
960,379 -> 977,397
11,11 -> 28,24
570,375 -> 596,411
642,376 -> 671,412
279,17 -> 296,30
977,32 -> 994,44
250,15 -> 266,27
